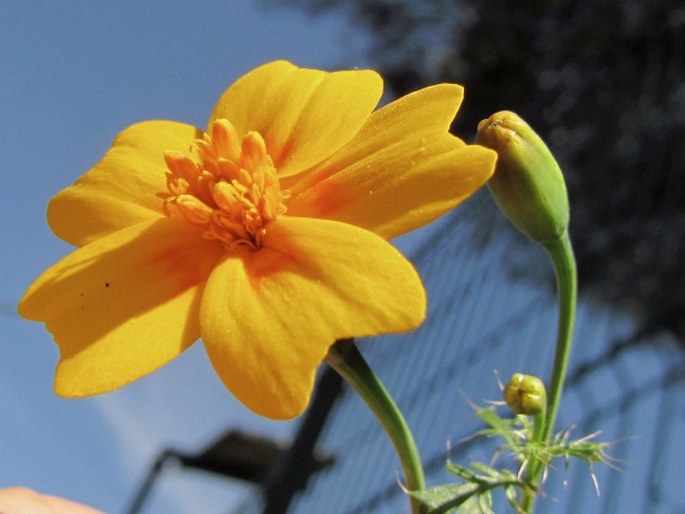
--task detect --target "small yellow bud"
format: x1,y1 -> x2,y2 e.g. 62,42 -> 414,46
503,373 -> 547,416
476,111 -> 569,244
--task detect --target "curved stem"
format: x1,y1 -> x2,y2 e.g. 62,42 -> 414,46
326,338 -> 426,514
541,231 -> 577,442
522,231 -> 577,513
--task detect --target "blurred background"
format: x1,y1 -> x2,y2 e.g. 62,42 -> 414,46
2,1 -> 684,513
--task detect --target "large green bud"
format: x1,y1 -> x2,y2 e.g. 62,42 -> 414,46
476,111 -> 569,244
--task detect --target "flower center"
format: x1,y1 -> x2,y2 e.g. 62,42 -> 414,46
160,119 -> 289,250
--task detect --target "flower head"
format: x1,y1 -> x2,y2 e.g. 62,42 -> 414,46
19,61 -> 496,419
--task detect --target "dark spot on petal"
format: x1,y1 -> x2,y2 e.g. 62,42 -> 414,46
105,282 -> 110,287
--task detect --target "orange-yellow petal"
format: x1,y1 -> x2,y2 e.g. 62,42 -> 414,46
19,218 -> 224,396
48,121 -> 203,246
286,84 -> 498,239
199,216 -> 426,419
209,61 -> 383,178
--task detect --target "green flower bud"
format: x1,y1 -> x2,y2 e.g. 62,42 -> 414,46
476,111 -> 569,244
503,373 -> 547,416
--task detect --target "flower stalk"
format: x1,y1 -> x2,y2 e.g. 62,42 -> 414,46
521,230 -> 577,513
326,338 -> 426,514
540,232 -> 577,444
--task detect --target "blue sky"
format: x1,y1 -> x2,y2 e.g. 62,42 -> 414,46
0,2 -> 369,512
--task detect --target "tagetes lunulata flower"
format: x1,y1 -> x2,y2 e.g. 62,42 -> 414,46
19,61 -> 496,419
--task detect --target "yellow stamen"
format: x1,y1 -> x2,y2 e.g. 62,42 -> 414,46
161,119 -> 289,250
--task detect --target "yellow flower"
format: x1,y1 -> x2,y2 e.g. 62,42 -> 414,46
19,61 -> 496,419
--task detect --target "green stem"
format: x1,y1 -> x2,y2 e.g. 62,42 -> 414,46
521,231 -> 577,513
326,338 -> 426,514
540,231 -> 577,443
531,411 -> 545,445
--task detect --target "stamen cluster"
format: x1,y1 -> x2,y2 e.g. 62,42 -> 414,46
161,119 -> 289,249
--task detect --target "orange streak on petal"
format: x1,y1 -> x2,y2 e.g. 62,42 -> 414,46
230,234 -> 302,290
296,177 -> 349,219
145,239 -> 220,293
270,136 -> 295,170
